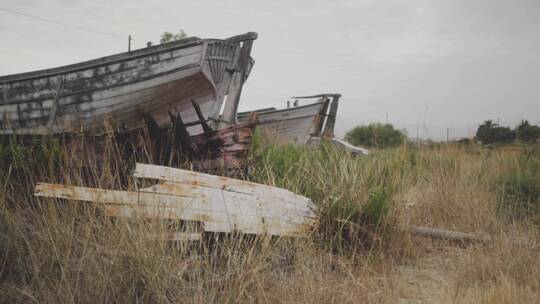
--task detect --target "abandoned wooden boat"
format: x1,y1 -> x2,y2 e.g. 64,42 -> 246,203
237,93 -> 341,145
0,32 -> 257,136
238,94 -> 368,155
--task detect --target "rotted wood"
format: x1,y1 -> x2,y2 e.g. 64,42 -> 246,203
34,162 -> 317,237
46,75 -> 64,129
190,99 -> 212,133
311,97 -> 330,137
219,38 -> 255,127
0,32 -> 257,137
170,111 -> 200,156
323,95 -> 340,137
405,225 -> 529,246
169,103 -> 257,172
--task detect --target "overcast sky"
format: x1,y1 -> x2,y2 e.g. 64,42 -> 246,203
1,0 -> 539,139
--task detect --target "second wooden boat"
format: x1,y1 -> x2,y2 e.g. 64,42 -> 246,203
237,94 -> 340,145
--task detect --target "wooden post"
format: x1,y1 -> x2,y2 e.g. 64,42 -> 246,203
311,97 -> 330,137
220,38 -> 255,128
170,112 -> 200,156
190,100 -> 212,133
323,95 -> 340,137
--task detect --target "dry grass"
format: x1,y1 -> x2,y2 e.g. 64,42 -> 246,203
0,138 -> 539,303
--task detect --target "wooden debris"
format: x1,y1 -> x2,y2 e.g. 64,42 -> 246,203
34,163 -> 317,237
308,137 -> 369,156
406,225 -> 529,246
407,225 -> 492,244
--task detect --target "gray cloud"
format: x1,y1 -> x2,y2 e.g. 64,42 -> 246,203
1,0 -> 539,139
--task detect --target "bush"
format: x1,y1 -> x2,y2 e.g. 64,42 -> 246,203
345,123 -> 405,148
499,152 -> 540,217
516,120 -> 540,143
476,120 -> 516,144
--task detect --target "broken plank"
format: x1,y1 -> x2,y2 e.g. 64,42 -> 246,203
35,180 -> 317,236
133,163 -> 315,212
190,99 -> 212,133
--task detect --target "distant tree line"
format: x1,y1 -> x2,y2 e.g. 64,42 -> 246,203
476,120 -> 540,144
345,123 -> 406,148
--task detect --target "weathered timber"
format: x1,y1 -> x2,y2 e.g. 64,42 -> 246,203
307,137 -> 369,156
190,99 -> 211,133
322,95 -> 340,136
177,111 -> 258,173
406,225 -> 529,246
170,111 -> 200,156
407,226 -> 492,244
34,163 -> 318,237
237,93 -> 369,155
0,32 -> 257,137
237,100 -> 327,145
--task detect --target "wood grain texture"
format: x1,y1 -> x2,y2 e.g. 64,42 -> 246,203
1,33 -> 257,136
34,162 -> 317,237
238,101 -> 325,145
238,94 -> 342,146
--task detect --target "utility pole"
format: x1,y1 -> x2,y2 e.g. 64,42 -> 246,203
128,35 -> 132,52
416,123 -> 420,146
446,127 -> 449,142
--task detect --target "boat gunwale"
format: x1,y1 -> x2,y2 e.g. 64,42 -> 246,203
237,100 -> 325,118
0,32 -> 257,83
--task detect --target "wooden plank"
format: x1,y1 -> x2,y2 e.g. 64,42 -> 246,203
34,163 -> 317,237
35,183 -> 316,236
323,95 -> 340,136
138,182 -> 315,223
133,164 -> 315,211
190,99 -> 212,133
171,112 -> 200,155
312,97 -> 330,137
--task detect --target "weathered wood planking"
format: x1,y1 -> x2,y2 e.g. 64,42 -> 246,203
0,32 -> 257,136
238,101 -> 326,145
34,163 -> 317,237
237,94 -> 343,146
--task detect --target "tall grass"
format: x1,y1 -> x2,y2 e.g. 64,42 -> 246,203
0,136 -> 539,303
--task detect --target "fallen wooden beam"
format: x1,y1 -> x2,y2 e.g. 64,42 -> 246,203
407,225 -> 491,244
406,225 -> 529,246
35,163 -> 317,237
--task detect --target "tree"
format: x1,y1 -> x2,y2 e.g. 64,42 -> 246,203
345,123 -> 406,148
516,120 -> 540,143
476,120 -> 497,144
476,120 -> 516,144
160,30 -> 187,44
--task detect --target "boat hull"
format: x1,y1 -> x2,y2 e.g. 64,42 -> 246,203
0,33 -> 257,136
238,101 -> 325,145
